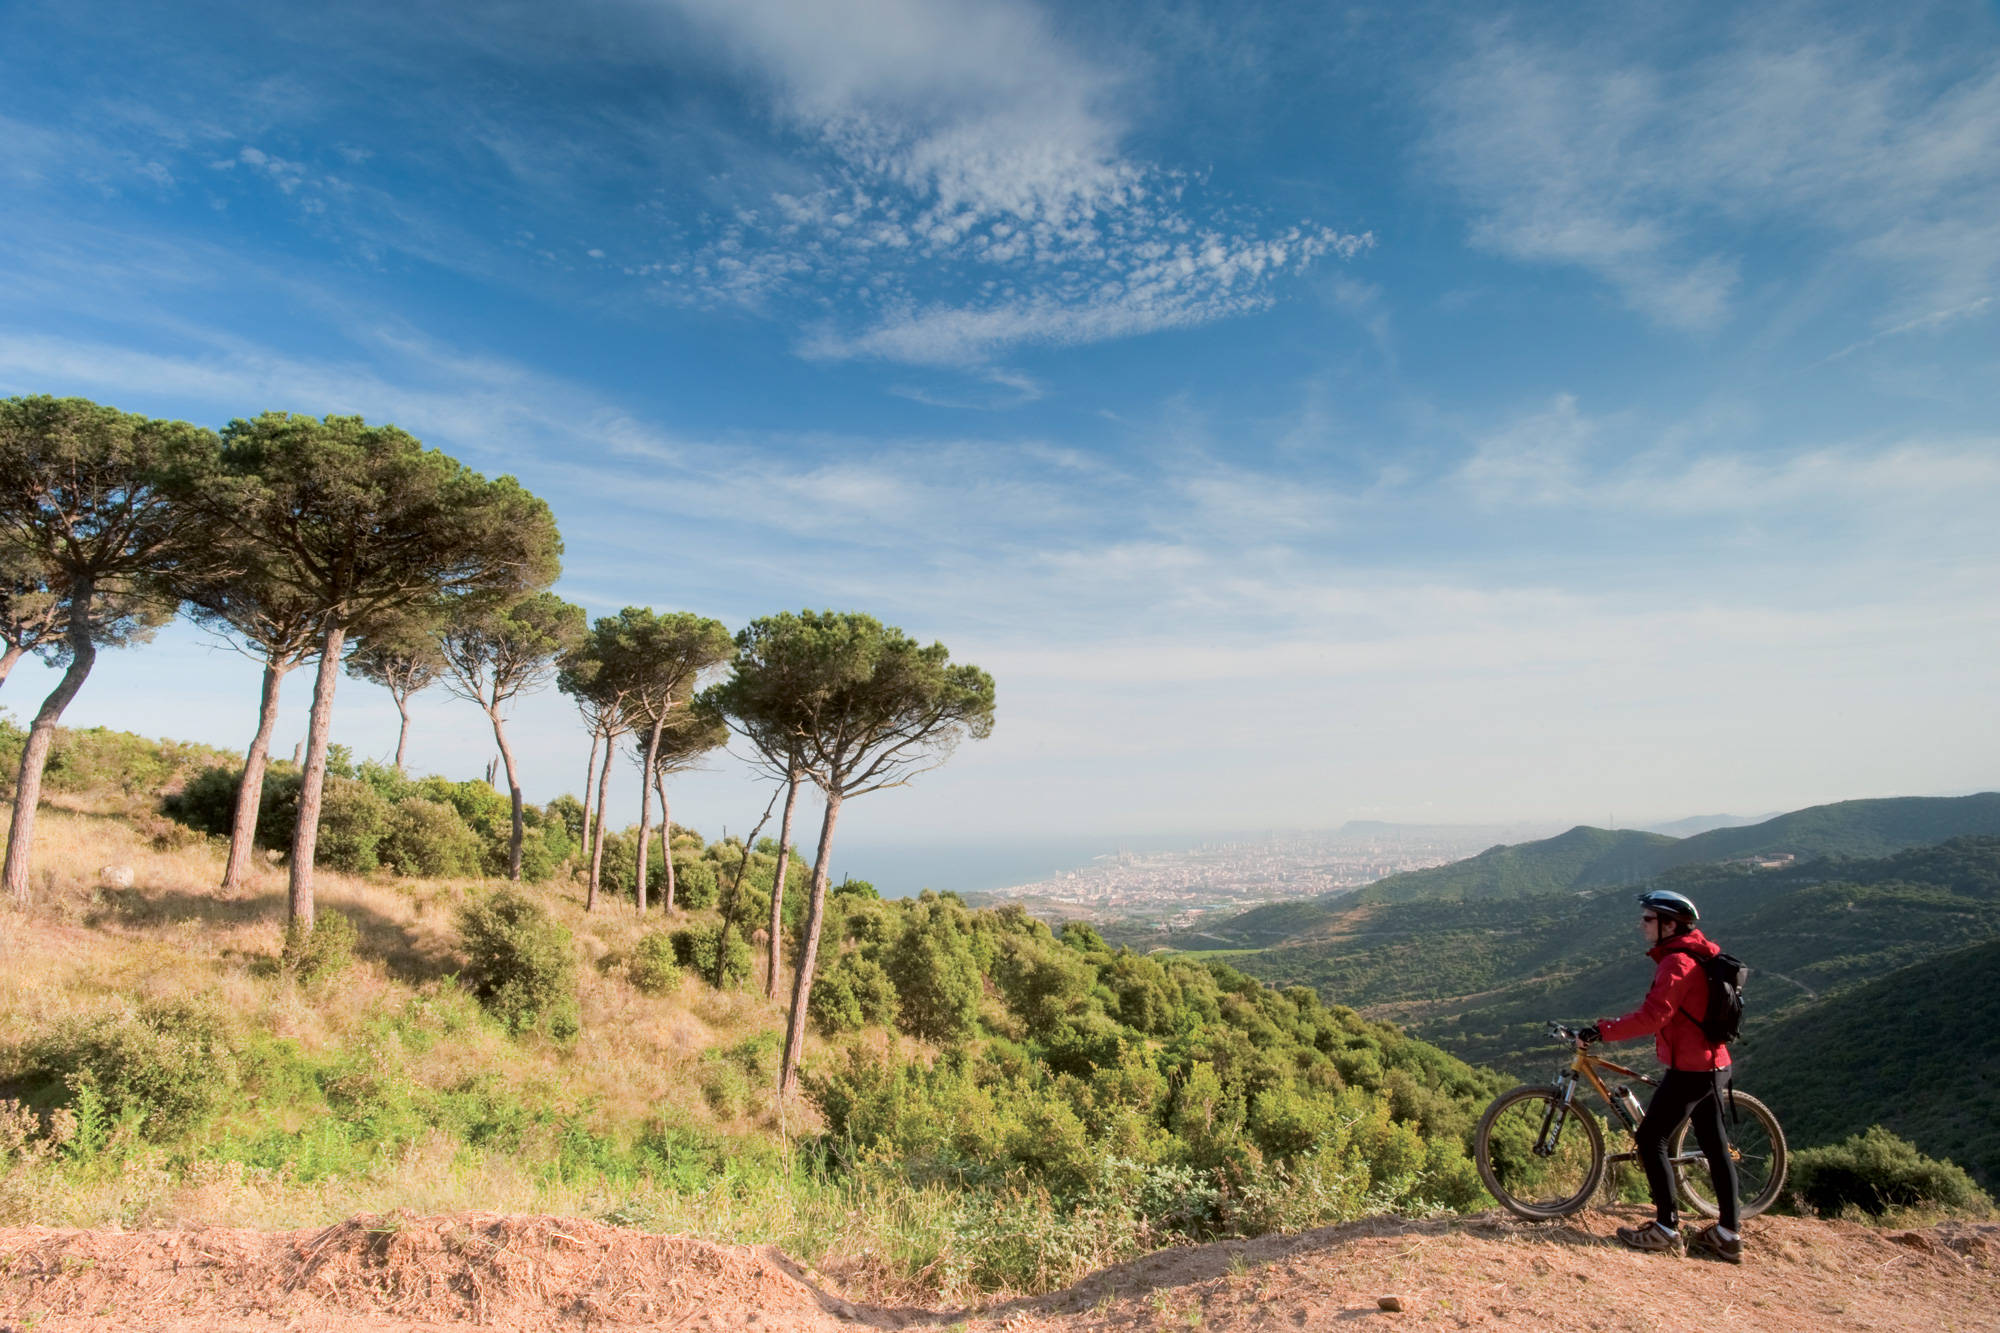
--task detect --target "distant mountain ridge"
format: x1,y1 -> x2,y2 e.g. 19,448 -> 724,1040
1212,793 -> 2000,945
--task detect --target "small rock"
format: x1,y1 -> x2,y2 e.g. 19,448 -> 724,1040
99,864 -> 134,888
1377,1295 -> 1406,1312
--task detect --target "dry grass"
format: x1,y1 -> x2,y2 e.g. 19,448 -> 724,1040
0,805 -> 849,1238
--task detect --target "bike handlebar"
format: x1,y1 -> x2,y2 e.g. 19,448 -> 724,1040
1546,1021 -> 1584,1045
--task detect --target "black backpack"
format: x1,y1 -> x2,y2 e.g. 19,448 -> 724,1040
1674,948 -> 1748,1045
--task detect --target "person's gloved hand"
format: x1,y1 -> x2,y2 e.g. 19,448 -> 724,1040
1578,1024 -> 1602,1045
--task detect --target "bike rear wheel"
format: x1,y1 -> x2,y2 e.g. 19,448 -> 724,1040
1671,1090 -> 1788,1220
1474,1085 -> 1607,1220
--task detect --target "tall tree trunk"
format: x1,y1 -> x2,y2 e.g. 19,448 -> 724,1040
711,786 -> 780,991
587,728 -> 616,911
580,726 -> 600,870
0,640 -> 24,693
656,772 -> 677,911
487,703 -> 524,881
779,790 -> 842,1099
223,654 -> 293,890
391,689 -> 413,774
633,716 -> 664,912
287,623 -> 347,930
765,767 -> 801,1000
4,578 -> 97,904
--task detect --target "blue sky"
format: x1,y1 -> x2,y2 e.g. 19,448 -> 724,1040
2,0 -> 1997,871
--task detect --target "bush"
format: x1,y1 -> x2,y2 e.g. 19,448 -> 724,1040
883,897 -> 982,1043
629,931 -> 683,995
378,797 -> 484,878
161,764 -> 242,836
21,998 -> 239,1136
671,855 -> 718,909
255,770 -> 391,871
283,909 -> 357,983
669,924 -> 753,990
810,950 -> 900,1035
456,890 -> 580,1038
1786,1126 -> 1992,1217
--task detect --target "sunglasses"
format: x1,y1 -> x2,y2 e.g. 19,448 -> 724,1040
1640,914 -> 1664,924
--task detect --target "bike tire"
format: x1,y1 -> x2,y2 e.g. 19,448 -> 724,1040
1671,1089 -> 1788,1220
1474,1084 -> 1607,1221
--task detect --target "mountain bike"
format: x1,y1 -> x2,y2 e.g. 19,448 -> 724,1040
1472,1022 -> 1788,1221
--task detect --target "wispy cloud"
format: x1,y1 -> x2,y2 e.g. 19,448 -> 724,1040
1427,12 -> 2000,331
651,0 -> 1369,365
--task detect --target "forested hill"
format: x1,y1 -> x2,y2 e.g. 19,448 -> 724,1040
1210,792 -> 2000,946
1733,938 -> 2000,1189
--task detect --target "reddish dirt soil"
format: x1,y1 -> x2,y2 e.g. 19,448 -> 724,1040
1,1206 -> 1993,1333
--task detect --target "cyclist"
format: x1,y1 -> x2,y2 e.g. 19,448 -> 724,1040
1577,889 -> 1741,1263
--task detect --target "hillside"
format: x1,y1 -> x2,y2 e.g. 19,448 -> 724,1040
1734,939 -> 2000,1188
1221,838 -> 2000,1181
1208,791 -> 2000,945
0,733 -> 1520,1299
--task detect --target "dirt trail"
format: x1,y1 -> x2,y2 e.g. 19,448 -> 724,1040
1,1206 -> 1993,1333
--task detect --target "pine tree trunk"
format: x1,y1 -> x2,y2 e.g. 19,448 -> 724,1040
0,641 -> 24,693
287,623 -> 347,930
779,791 -> 842,1098
3,577 -> 97,904
633,717 -> 664,912
765,768 -> 801,1000
656,773 -> 676,911
580,727 -> 600,870
223,654 -> 292,890
392,690 -> 413,774
587,728 -> 616,911
488,705 -> 524,881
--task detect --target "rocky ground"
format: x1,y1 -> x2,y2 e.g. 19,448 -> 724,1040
1,1205 -> 1993,1333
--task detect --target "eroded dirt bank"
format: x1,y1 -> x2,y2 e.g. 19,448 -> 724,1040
1,1206 -> 1993,1333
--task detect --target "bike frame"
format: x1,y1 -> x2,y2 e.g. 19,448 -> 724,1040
1535,1041 -> 1706,1170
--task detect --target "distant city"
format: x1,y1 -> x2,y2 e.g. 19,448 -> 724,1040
970,821 -> 1569,938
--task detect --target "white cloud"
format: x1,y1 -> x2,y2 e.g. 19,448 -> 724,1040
656,0 -> 1369,364
1427,14 -> 2000,331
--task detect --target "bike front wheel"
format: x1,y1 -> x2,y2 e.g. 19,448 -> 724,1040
1474,1085 -> 1607,1221
1672,1089 -> 1788,1220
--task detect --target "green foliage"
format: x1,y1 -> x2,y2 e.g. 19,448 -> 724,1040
672,854 -> 719,909
283,910 -> 357,983
455,889 -> 580,1038
161,763 -> 242,835
1735,936 -> 2000,1189
378,796 -> 485,877
628,931 -> 680,995
670,924 -> 753,990
252,769 -> 390,871
883,894 -> 984,1043
19,997 -> 240,1136
797,894 -> 1506,1243
810,950 -> 900,1035
1785,1127 -> 1992,1217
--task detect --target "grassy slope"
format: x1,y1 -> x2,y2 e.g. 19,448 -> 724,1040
1731,939 -> 2000,1189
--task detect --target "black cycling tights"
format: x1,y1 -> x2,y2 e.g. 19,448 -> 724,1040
1636,1068 -> 1740,1231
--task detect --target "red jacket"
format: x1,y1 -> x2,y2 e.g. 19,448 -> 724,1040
1597,929 -> 1732,1071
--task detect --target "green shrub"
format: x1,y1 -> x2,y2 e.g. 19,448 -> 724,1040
161,764 -> 242,835
669,924 -> 753,990
629,930 -> 683,995
283,909 -> 357,983
810,950 -> 900,1035
671,855 -> 718,909
378,797 -> 484,877
255,771 -> 390,871
1786,1126 -> 1992,1217
883,897 -> 982,1043
456,889 -> 580,1038
22,998 -> 239,1136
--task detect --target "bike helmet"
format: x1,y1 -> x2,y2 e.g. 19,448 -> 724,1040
1635,888 -> 1699,927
